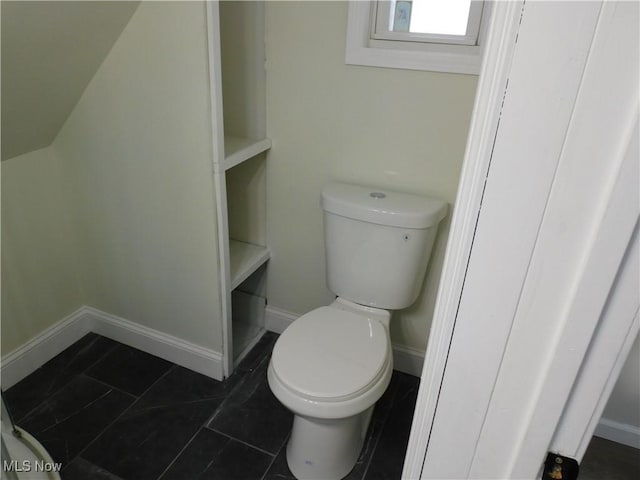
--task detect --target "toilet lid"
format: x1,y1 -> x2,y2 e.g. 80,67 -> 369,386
271,306 -> 389,401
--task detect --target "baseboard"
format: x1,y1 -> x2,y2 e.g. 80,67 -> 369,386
594,417 -> 640,449
265,305 -> 299,334
84,307 -> 224,381
391,343 -> 426,377
265,305 -> 426,377
1,308 -> 94,388
1,306 -> 224,388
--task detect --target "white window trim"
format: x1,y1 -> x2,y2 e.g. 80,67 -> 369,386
345,0 -> 490,74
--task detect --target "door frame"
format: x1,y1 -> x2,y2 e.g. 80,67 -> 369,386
403,1 -> 639,478
401,1 -> 525,476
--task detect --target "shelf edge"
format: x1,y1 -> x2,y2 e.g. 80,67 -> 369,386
224,137 -> 272,171
229,240 -> 270,290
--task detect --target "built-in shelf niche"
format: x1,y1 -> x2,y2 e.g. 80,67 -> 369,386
226,150 -> 268,283
212,0 -> 269,375
224,150 -> 269,369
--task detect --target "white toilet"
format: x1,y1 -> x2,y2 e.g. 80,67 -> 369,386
267,182 -> 447,480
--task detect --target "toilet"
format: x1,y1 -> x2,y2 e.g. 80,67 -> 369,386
267,182 -> 447,480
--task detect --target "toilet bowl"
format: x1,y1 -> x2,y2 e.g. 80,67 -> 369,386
268,298 -> 393,479
268,182 -> 448,479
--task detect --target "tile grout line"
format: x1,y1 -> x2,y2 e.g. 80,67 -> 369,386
154,424 -> 226,480
205,426 -> 279,458
69,364 -> 178,470
7,335 -> 120,425
118,395 -> 235,415
259,432 -> 292,480
75,336 -> 270,476
79,372 -> 139,400
205,350 -> 273,427
74,336 -> 121,374
359,380 -> 404,480
165,337 -> 281,479
158,347 -> 280,480
202,374 -> 249,426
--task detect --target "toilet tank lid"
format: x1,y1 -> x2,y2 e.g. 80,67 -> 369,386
321,182 -> 448,229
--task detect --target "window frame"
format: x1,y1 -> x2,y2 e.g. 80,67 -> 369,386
345,0 -> 490,75
372,0 -> 485,46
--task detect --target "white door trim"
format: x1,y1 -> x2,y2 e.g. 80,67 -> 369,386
467,1 -> 639,475
404,1 -> 639,478
402,2 -> 525,475
551,221 -> 639,456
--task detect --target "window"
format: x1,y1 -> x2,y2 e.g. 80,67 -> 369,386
346,0 -> 488,74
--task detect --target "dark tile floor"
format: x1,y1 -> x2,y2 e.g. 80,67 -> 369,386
581,436 -> 640,480
4,332 -> 419,480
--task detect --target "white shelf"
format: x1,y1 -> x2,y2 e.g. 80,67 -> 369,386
223,135 -> 271,171
229,239 -> 270,290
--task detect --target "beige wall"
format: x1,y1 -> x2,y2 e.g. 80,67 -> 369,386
1,147 -> 85,353
53,1 -> 222,351
264,1 -> 478,352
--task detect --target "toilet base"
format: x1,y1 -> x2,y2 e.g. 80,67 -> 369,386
286,406 -> 375,480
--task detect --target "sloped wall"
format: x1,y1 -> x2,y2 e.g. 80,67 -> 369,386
1,1 -> 139,160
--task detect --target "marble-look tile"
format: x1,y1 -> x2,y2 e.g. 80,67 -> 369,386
183,436 -> 273,480
343,416 -> 386,480
129,366 -> 239,415
5,330 -> 422,480
4,365 -> 77,422
351,370 -> 409,478
44,333 -> 118,373
18,375 -> 135,465
81,398 -> 221,480
62,457 -> 125,480
263,443 -> 295,480
207,356 -> 292,455
160,427 -> 285,480
159,428 -> 230,480
4,334 -> 117,424
86,344 -> 173,396
363,373 -> 420,480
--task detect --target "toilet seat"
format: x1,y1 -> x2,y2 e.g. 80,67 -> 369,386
270,305 -> 390,403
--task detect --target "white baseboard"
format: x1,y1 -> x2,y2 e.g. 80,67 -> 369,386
265,305 -> 426,377
594,417 -> 640,449
391,343 -> 426,378
1,308 -> 94,388
265,305 -> 299,334
84,307 -> 224,381
1,306 -> 224,388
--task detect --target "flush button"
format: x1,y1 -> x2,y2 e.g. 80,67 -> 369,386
370,192 -> 386,199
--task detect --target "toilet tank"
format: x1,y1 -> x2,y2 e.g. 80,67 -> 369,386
321,183 -> 448,310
